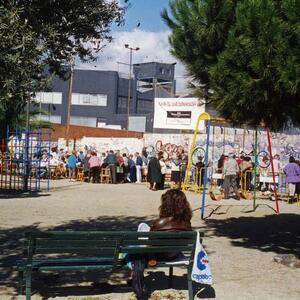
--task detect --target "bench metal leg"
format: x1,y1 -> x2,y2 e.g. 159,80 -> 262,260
18,269 -> 25,295
187,265 -> 194,300
187,274 -> 193,300
168,267 -> 173,288
25,266 -> 32,300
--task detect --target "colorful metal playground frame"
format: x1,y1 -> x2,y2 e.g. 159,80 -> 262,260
0,127 -> 51,192
182,112 -> 280,219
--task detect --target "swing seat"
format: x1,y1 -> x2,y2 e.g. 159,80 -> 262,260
240,191 -> 252,200
209,190 -> 223,201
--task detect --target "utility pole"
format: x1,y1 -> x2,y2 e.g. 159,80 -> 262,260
65,57 -> 75,148
125,44 -> 140,131
24,96 -> 30,191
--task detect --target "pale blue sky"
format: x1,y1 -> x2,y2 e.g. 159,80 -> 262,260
78,0 -> 189,92
114,0 -> 170,32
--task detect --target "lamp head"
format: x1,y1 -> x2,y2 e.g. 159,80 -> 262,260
136,47 -> 140,51
125,44 -> 129,48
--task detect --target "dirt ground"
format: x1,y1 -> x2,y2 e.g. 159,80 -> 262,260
0,180 -> 299,300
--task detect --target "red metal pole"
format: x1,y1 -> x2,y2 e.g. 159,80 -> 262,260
266,127 -> 279,214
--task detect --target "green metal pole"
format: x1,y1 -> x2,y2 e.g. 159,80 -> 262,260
253,128 -> 258,210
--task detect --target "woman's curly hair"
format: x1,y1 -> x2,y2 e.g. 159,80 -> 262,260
159,189 -> 192,223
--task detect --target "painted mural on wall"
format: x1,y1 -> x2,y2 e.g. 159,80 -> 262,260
57,128 -> 299,168
144,128 -> 300,167
143,134 -> 190,162
58,137 -> 144,156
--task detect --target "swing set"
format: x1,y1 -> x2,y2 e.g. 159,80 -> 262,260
182,112 -> 280,219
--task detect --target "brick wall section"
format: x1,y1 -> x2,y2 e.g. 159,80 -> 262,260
51,124 -> 144,140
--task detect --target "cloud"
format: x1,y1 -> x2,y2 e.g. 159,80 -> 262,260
76,29 -> 190,93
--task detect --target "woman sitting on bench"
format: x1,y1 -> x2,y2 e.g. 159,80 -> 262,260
152,188 -> 192,230
130,189 -> 192,299
150,188 -> 192,261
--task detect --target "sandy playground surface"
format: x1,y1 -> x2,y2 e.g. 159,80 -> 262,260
0,180 -> 299,300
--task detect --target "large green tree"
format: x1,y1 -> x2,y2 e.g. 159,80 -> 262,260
0,0 -> 125,137
162,0 -> 237,100
163,0 -> 300,130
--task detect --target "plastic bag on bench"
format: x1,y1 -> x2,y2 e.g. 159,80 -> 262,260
191,231 -> 213,285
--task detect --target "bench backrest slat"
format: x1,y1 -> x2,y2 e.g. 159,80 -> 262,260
26,231 -> 197,238
36,247 -> 117,255
121,245 -> 194,254
25,231 -> 197,260
122,239 -> 194,247
35,239 -> 118,248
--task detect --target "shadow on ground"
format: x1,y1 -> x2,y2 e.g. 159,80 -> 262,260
0,191 -> 51,199
0,215 -> 157,296
204,213 -> 300,257
3,212 -> 298,298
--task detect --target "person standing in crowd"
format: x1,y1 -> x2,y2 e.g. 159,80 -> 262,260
88,151 -> 101,183
128,154 -> 137,183
51,147 -> 58,160
78,150 -> 85,164
158,152 -> 167,190
122,153 -> 129,182
223,153 -> 240,199
180,154 -> 188,185
105,150 -> 117,184
135,152 -> 143,183
283,156 -> 300,201
147,154 -> 162,191
259,155 -> 271,191
116,150 -> 125,183
58,148 -> 65,161
37,153 -> 49,178
83,151 -> 91,181
217,154 -> 225,188
170,154 -> 181,186
67,150 -> 77,182
195,156 -> 204,187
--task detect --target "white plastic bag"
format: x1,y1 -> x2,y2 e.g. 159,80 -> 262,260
191,231 -> 213,285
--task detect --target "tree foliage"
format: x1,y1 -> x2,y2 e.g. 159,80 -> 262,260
0,0 -> 125,135
163,0 -> 300,129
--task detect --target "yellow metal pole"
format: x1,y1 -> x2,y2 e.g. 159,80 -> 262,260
182,112 -> 211,190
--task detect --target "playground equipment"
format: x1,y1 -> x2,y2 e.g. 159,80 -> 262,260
0,127 -> 51,192
182,113 -> 281,219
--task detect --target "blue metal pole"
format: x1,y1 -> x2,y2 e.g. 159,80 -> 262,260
201,120 -> 211,219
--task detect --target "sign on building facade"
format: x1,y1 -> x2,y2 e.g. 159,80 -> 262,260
153,98 -> 205,130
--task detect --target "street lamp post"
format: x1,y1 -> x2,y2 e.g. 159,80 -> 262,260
125,44 -> 139,130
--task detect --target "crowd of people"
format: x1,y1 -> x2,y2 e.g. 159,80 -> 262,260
44,148 -> 147,184
215,153 -> 300,201
26,146 -> 300,201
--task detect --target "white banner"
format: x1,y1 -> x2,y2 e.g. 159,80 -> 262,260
153,98 -> 205,130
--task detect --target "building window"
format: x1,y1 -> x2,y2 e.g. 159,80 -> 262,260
159,67 -> 165,75
72,93 -> 107,106
34,92 -> 62,104
70,116 -> 97,127
137,99 -> 153,114
36,114 -> 61,124
117,96 -> 128,114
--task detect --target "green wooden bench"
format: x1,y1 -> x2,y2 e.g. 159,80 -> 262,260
17,230 -> 198,300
